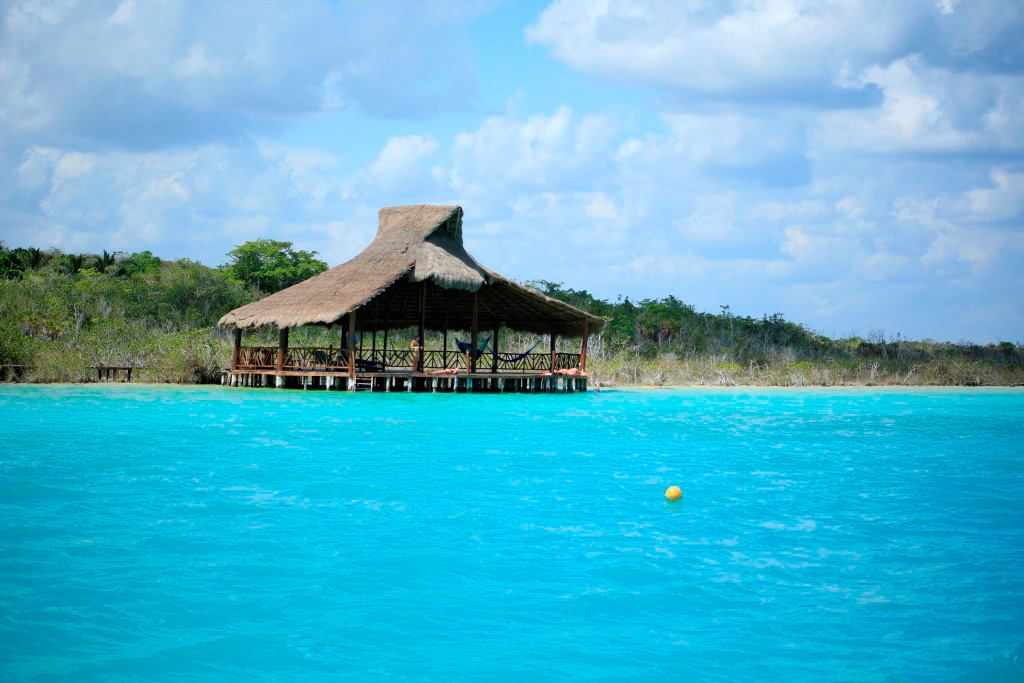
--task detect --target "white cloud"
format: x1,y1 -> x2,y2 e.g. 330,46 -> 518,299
964,168 -> 1024,223
366,135 -> 439,190
0,0 -> 484,150
51,152 -> 96,190
2,142 -> 361,264
527,0 -> 913,97
816,57 -> 1024,153
527,0 -> 1024,102
449,106 -> 621,198
585,193 -> 618,220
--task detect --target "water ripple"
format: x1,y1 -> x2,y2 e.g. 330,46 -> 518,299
0,385 -> 1022,682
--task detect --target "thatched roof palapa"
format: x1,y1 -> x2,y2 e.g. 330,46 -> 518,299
218,205 -> 604,337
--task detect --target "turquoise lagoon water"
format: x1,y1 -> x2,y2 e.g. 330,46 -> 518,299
1,385 -> 1022,682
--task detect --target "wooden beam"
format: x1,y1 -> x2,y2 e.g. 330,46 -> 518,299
277,327 -> 289,373
231,328 -> 242,373
470,291 -> 478,374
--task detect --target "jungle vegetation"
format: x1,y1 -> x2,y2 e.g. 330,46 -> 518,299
0,241 -> 1021,386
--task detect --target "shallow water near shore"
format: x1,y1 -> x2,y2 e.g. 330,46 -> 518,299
1,384 -> 1022,682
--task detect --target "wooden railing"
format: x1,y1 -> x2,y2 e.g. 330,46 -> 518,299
237,346 -> 278,369
236,346 -> 581,374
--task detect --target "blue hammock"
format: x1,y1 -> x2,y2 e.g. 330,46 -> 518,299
491,338 -> 544,364
455,336 -> 491,360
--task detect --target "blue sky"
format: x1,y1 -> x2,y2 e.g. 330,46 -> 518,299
1,0 -> 1022,342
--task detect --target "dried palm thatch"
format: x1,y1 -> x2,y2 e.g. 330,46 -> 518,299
219,205 -> 604,337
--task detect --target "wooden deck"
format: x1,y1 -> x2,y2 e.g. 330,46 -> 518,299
226,368 -> 587,393
227,345 -> 588,393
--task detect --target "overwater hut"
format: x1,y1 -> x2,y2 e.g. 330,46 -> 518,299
219,205 -> 604,393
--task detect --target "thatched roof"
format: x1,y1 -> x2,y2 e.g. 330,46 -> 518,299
218,205 -> 604,337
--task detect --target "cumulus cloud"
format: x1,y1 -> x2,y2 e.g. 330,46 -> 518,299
0,0 -> 482,150
0,142 -> 362,264
366,135 -> 440,191
816,57 -> 1024,153
963,168 -> 1024,222
449,106 -> 622,198
527,0 -> 1024,102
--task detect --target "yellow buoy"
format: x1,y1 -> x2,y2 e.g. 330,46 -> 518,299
665,485 -> 682,501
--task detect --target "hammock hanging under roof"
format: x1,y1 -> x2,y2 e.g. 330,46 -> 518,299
491,338 -> 544,364
455,336 -> 491,360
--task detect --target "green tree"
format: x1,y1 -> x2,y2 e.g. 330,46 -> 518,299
95,250 -> 116,273
64,254 -> 86,275
0,242 -> 22,279
115,250 -> 162,276
223,239 -> 327,294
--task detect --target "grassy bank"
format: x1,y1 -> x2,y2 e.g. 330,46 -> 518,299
1,243 -> 1021,387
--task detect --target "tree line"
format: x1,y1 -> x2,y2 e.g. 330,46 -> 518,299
0,239 -> 1020,385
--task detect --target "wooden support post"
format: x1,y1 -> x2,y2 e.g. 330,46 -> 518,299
417,281 -> 426,373
580,320 -> 589,372
442,298 -> 449,370
470,291 -> 479,374
277,327 -> 289,376
348,311 -> 357,379
491,323 -> 500,373
549,328 -> 557,373
231,328 -> 242,373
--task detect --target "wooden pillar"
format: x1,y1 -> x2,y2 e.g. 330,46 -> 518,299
549,327 -> 557,373
417,281 -> 426,372
470,291 -> 479,374
231,328 -> 242,373
372,299 -> 378,365
491,323 -> 500,373
442,300 -> 449,369
348,311 -> 357,378
277,327 -> 289,374
580,320 -> 589,371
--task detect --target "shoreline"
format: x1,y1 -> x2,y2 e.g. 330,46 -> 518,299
608,383 -> 1024,391
2,380 -> 1022,391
